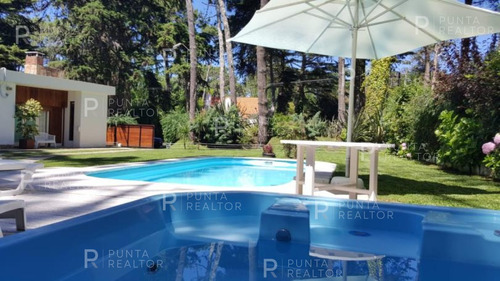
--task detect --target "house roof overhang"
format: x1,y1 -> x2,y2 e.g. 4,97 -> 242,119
1,68 -> 115,96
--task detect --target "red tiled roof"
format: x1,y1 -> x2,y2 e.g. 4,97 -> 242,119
237,97 -> 259,118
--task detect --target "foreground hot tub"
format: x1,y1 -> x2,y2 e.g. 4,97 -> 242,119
1,192 -> 499,280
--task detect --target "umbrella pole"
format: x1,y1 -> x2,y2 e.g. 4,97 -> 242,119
345,0 -> 359,178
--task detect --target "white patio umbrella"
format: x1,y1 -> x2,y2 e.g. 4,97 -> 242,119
231,0 -> 499,173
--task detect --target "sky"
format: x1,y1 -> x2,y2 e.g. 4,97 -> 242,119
194,0 -> 218,23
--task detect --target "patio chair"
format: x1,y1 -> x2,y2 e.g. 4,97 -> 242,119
35,132 -> 57,148
0,160 -> 43,196
0,200 -> 26,237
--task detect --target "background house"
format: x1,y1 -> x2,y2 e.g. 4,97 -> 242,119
236,97 -> 259,123
0,52 -> 115,148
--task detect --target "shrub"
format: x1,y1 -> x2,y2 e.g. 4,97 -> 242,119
384,81 -> 440,159
362,57 -> 395,142
15,99 -> 43,140
240,123 -> 259,146
482,133 -> 500,180
352,108 -> 377,142
435,110 -> 485,173
271,112 -> 327,157
191,105 -> 244,145
271,113 -> 307,158
107,113 -> 138,125
160,109 -> 189,146
306,112 -> 327,139
326,118 -> 344,140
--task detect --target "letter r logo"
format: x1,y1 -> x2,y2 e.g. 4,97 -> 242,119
263,259 -> 278,278
84,249 -> 98,268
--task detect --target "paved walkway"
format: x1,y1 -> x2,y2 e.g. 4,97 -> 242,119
0,159 -> 342,236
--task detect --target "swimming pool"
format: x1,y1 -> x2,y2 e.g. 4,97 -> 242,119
88,157 -> 297,187
1,192 -> 499,280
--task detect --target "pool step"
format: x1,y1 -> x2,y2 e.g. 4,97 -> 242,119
257,198 -> 310,262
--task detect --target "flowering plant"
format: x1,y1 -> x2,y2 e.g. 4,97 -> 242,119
482,133 -> 500,180
263,143 -> 274,154
397,142 -> 412,159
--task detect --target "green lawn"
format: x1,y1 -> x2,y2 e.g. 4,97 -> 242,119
311,147 -> 500,210
1,140 -> 499,210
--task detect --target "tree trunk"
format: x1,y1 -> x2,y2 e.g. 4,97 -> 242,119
218,0 -> 236,105
354,59 -> 366,115
185,73 -> 190,113
296,53 -> 306,114
338,57 -> 346,123
276,51 -> 288,113
257,47 -> 268,144
489,33 -> 498,53
460,0 -> 473,70
269,49 -> 276,113
257,0 -> 269,145
163,49 -> 172,93
423,46 -> 431,87
186,0 -> 197,123
431,43 -> 441,92
202,66 -> 212,109
216,1 -> 225,104
163,49 -> 172,111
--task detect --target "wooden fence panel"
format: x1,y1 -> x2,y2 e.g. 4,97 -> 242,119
106,128 -> 115,146
106,125 -> 154,148
128,126 -> 140,147
116,126 -> 128,146
140,128 -> 154,148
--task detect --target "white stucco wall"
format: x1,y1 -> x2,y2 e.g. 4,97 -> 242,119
0,82 -> 16,145
64,91 -> 81,148
78,92 -> 108,147
64,91 -> 109,148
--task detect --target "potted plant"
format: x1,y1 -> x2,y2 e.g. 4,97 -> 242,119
15,99 -> 43,149
262,143 -> 276,158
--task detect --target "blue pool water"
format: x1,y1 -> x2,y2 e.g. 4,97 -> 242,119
1,192 -> 499,280
88,157 -> 297,187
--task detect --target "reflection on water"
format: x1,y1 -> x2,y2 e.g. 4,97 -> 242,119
88,158 -> 297,187
118,243 -> 418,281
155,166 -> 295,187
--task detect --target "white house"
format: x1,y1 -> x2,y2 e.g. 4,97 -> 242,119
0,52 -> 115,148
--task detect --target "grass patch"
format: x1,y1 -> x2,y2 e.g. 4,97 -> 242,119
270,137 -> 499,209
0,147 -> 139,159
2,140 -> 499,210
314,147 -> 500,210
40,143 -> 261,167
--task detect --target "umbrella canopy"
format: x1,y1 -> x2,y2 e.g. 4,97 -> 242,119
232,0 -> 500,59
231,0 -> 500,145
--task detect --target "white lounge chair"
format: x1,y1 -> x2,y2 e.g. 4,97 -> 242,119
35,132 -> 57,148
0,200 -> 26,237
0,160 -> 43,196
